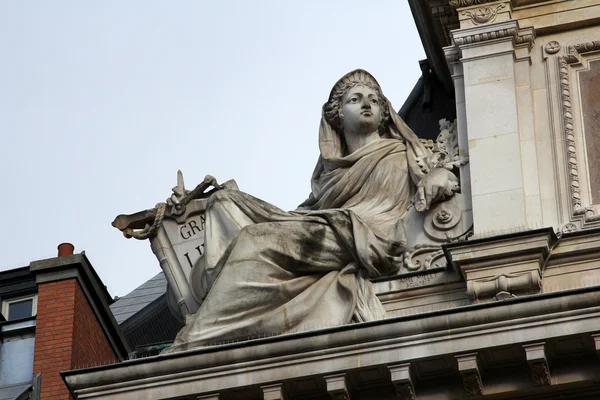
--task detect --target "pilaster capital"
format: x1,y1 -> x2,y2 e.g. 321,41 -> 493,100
451,20 -> 535,54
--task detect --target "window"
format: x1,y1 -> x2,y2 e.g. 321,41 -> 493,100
1,295 -> 37,321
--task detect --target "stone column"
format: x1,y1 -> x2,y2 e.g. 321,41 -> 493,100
450,3 -> 536,235
445,45 -> 473,230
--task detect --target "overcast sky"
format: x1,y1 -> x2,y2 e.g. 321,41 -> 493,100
0,1 -> 425,297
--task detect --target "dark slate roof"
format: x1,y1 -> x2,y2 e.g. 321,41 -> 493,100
0,382 -> 31,400
110,272 -> 167,324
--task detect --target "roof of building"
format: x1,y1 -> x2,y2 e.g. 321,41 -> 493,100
0,382 -> 31,400
109,271 -> 183,351
110,271 -> 167,325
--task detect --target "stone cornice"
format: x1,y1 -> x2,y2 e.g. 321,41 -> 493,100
452,20 -> 535,49
63,286 -> 600,399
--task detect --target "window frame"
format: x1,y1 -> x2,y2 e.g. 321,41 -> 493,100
1,294 -> 38,321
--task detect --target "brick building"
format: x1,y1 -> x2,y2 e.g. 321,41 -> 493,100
0,244 -> 129,400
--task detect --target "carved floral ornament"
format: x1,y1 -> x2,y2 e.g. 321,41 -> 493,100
449,0 -> 497,7
556,39 -> 600,227
544,41 -> 560,55
462,4 -> 506,25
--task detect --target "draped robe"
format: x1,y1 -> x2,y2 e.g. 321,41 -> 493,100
168,134 -> 429,350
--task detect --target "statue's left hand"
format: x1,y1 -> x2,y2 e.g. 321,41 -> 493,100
414,168 -> 459,212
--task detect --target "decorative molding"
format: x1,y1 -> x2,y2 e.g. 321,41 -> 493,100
558,52 -> 600,225
447,229 -> 555,302
531,363 -> 551,386
454,26 -> 534,49
462,4 -> 506,25
564,40 -> 600,65
558,55 -> 583,213
561,222 -> 578,234
324,374 -> 350,400
515,32 -> 535,48
389,364 -> 415,400
450,0 -> 496,7
523,343 -> 551,386
466,270 -> 541,299
454,27 -> 515,46
432,119 -> 468,171
446,51 -> 461,64
574,40 -> 600,55
456,353 -> 483,397
462,372 -> 484,396
403,245 -> 445,271
545,41 -> 560,55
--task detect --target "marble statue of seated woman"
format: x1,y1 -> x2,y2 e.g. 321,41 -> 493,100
166,69 -> 459,352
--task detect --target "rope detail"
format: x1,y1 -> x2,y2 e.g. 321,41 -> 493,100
124,202 -> 166,240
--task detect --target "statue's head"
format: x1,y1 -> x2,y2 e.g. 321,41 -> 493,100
324,69 -> 390,135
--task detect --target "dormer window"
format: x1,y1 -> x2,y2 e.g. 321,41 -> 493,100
1,295 -> 37,321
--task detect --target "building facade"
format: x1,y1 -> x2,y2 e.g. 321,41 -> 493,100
63,1 -> 600,399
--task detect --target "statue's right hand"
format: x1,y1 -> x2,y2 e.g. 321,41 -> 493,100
414,168 -> 459,212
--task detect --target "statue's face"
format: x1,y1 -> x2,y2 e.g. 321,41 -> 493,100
340,85 -> 382,134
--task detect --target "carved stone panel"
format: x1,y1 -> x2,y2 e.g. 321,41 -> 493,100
554,41 -> 600,228
579,60 -> 600,205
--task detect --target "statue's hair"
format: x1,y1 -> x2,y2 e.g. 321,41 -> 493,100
323,81 -> 390,135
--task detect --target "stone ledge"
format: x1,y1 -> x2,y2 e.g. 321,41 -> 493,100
63,286 -> 600,399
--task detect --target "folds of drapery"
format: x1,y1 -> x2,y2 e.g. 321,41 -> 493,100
167,138 -> 419,351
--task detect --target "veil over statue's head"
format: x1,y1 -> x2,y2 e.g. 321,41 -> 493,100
323,69 -> 392,139
308,69 -> 430,188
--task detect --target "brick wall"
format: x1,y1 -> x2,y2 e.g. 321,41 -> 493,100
33,279 -> 117,400
71,281 -> 115,369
